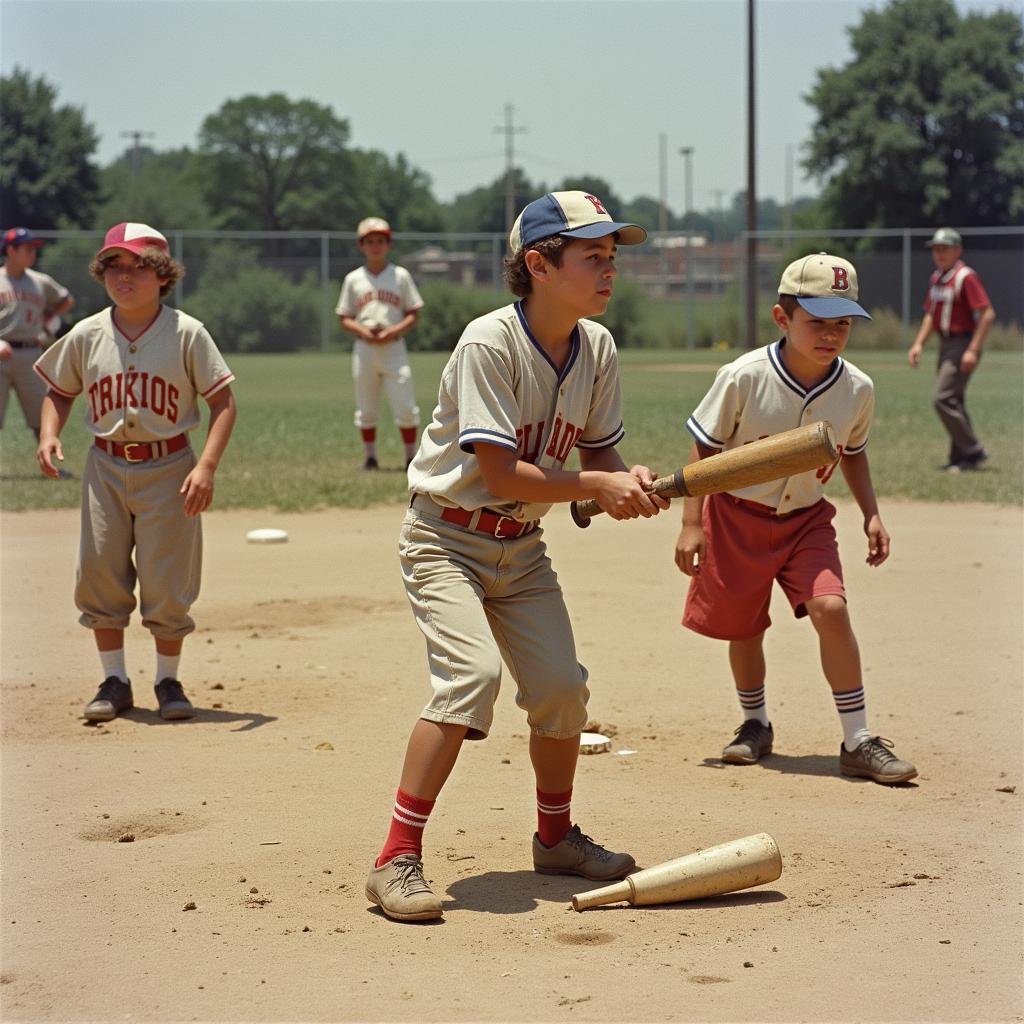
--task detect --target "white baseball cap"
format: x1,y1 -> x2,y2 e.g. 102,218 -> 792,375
778,252 -> 871,320
925,227 -> 962,248
509,191 -> 646,252
357,217 -> 392,240
96,222 -> 169,258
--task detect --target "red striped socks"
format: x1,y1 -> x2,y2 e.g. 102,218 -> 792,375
376,789 -> 435,867
536,788 -> 572,847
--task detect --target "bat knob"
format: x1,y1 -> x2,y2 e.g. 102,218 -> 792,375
570,501 -> 591,529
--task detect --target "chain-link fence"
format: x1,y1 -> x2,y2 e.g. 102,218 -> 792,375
30,226 -> 1023,352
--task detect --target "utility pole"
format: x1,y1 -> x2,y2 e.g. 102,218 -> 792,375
121,130 -> 155,178
658,133 -> 668,293
783,143 -> 794,239
494,105 -> 526,235
679,146 -> 695,350
744,0 -> 758,348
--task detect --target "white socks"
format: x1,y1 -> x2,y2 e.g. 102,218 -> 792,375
736,684 -> 770,726
99,648 -> 128,684
834,687 -> 871,751
155,652 -> 181,686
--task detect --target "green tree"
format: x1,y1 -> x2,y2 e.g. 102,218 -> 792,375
0,68 -> 100,228
347,150 -> 444,232
804,0 -> 1024,227
197,93 -> 358,230
446,168 -> 537,235
96,147 -> 211,229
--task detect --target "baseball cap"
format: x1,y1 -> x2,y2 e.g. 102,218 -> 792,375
2,227 -> 43,253
509,191 -> 647,252
96,222 -> 169,258
778,252 -> 870,320
357,217 -> 392,240
925,227 -> 962,248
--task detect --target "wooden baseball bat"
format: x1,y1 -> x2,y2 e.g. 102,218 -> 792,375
570,420 -> 838,528
571,832 -> 782,912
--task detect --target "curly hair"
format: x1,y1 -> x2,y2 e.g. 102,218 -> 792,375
502,236 -> 571,297
89,247 -> 186,298
776,295 -> 801,317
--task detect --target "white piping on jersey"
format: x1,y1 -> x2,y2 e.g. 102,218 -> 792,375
930,262 -> 972,336
459,425 -> 519,452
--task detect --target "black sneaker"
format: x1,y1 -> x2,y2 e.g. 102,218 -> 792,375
84,677 -> 133,722
961,449 -> 988,471
721,720 -> 774,764
154,678 -> 195,720
363,457 -> 379,471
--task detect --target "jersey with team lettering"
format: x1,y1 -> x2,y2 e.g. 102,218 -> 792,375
0,266 -> 70,342
335,263 -> 423,327
923,259 -> 991,337
34,305 -> 234,442
408,301 -> 624,522
685,339 -> 873,513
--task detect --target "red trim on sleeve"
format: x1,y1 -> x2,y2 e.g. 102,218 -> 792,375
202,372 -> 235,398
33,364 -> 79,398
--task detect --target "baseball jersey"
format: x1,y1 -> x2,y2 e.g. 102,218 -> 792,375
34,305 -> 234,442
686,339 -> 874,513
409,302 -> 625,522
0,266 -> 70,342
335,263 -> 423,327
923,260 -> 991,336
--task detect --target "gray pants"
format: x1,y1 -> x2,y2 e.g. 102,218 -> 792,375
934,334 -> 984,465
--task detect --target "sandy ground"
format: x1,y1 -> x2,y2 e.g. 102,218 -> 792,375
1,499 -> 1022,1024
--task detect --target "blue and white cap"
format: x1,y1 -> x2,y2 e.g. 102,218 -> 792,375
509,191 -> 647,252
778,252 -> 871,320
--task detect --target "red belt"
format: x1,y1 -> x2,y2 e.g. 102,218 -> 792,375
412,494 -> 537,539
95,434 -> 189,463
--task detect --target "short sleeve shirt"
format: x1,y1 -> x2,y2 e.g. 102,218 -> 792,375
685,339 -> 874,513
335,263 -> 424,329
34,305 -> 234,442
923,260 -> 991,336
0,266 -> 70,342
408,302 -> 625,522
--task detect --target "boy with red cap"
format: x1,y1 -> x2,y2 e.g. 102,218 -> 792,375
335,217 -> 424,470
0,227 -> 75,469
35,223 -> 237,723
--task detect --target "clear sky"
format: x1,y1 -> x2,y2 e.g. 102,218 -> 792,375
2,0 -> 1018,213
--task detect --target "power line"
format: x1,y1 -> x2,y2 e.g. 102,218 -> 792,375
493,104 -> 527,235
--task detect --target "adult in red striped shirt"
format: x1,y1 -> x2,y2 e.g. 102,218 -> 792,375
908,227 -> 996,472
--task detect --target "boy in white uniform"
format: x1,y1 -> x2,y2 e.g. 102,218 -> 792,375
0,228 -> 75,471
35,223 -> 237,723
336,217 -> 423,470
674,252 -> 917,785
365,191 -> 670,923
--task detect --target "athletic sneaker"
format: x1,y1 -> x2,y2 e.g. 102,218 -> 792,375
721,720 -> 774,764
363,457 -> 379,471
154,678 -> 195,721
84,677 -> 133,722
533,824 -> 635,881
840,737 -> 917,784
365,854 -> 443,922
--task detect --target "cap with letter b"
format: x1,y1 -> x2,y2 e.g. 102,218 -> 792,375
778,251 -> 870,320
509,191 -> 647,252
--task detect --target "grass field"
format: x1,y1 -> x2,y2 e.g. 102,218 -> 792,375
2,347 -> 1021,512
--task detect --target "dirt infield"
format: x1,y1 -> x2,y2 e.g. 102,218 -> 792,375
1,500 -> 1022,1023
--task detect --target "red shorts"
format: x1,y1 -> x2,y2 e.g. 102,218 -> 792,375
683,494 -> 845,641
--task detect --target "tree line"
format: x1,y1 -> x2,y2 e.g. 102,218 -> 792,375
2,0 -> 1021,241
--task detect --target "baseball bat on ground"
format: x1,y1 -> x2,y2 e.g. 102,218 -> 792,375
571,832 -> 782,912
570,420 -> 839,528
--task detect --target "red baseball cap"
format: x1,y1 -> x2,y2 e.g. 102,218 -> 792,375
96,222 -> 169,258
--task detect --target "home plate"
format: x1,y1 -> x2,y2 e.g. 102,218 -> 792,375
580,731 -> 611,754
246,528 -> 289,544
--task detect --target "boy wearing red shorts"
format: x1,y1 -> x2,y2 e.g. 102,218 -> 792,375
674,252 -> 917,785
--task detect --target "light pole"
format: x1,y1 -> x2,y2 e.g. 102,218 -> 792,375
679,146 -> 695,350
